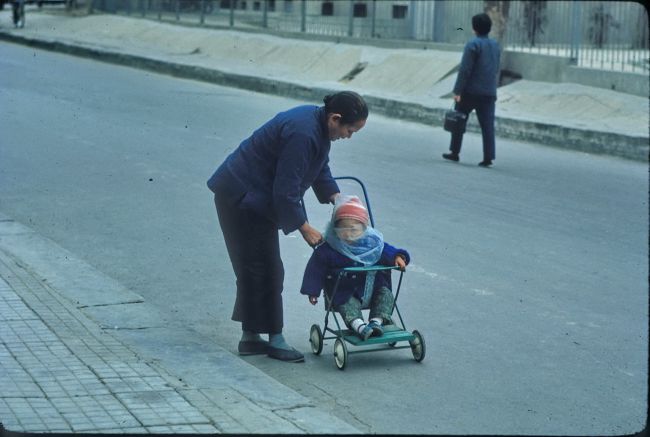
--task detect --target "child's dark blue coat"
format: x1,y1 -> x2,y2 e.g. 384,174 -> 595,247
300,241 -> 410,306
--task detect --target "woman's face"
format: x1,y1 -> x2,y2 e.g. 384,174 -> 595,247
327,114 -> 366,141
334,218 -> 366,243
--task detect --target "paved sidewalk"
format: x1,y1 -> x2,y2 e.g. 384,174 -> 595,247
0,214 -> 359,434
0,10 -> 647,161
0,251 -> 218,433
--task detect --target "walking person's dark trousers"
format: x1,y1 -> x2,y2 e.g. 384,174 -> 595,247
449,93 -> 496,161
213,193 -> 284,334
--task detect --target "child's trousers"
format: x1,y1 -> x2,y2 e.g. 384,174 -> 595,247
336,286 -> 394,326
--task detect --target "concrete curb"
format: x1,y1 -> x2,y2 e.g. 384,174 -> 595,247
0,30 -> 647,162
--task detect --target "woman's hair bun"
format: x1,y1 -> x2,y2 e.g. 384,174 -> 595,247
323,91 -> 368,125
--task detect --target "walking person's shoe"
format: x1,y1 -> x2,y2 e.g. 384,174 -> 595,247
442,152 -> 459,162
478,160 -> 493,167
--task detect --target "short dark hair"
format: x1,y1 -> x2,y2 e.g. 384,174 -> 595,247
323,91 -> 368,125
472,13 -> 492,36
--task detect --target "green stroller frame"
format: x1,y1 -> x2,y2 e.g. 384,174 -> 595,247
307,177 -> 425,370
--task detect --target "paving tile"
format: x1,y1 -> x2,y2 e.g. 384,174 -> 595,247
116,390 -> 210,427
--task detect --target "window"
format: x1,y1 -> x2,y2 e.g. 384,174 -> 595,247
353,2 -> 367,18
392,5 -> 407,19
321,1 -> 334,16
253,1 -> 261,10
220,0 -> 231,8
240,1 -> 247,9
284,0 -> 294,13
268,0 -> 275,11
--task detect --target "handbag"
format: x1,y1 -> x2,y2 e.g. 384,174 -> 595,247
443,103 -> 468,134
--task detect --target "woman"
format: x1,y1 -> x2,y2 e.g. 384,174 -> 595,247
207,91 -> 368,362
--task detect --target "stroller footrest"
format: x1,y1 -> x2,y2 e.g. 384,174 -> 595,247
335,328 -> 415,346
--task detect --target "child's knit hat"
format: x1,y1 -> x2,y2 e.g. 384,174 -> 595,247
334,195 -> 369,226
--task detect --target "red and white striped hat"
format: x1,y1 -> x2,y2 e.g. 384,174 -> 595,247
334,196 -> 369,226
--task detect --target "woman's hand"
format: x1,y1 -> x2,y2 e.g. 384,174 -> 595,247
395,255 -> 407,271
453,94 -> 461,103
330,192 -> 341,204
309,296 -> 318,305
299,222 -> 323,248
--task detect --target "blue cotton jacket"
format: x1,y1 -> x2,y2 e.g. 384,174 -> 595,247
453,35 -> 501,97
207,105 -> 340,234
300,241 -> 410,307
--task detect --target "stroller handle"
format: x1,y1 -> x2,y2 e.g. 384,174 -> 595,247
338,265 -> 401,273
299,176 -> 375,229
333,176 -> 374,228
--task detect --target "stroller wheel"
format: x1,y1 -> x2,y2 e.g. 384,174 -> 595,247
333,338 -> 348,370
309,324 -> 323,355
409,330 -> 426,362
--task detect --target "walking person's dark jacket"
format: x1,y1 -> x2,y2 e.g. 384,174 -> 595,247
453,35 -> 501,97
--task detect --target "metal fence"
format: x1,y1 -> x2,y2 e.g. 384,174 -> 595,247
503,1 -> 649,73
90,0 -> 649,74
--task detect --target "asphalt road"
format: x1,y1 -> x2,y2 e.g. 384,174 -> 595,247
0,41 -> 647,434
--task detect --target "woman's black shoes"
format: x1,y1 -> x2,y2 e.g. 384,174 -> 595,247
238,340 -> 270,355
267,346 -> 305,363
478,160 -> 493,167
239,341 -> 305,362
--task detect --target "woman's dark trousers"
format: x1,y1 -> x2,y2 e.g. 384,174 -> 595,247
449,94 -> 496,161
213,193 -> 284,334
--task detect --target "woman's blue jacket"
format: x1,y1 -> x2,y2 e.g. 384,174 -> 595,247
300,241 -> 410,307
207,105 -> 339,234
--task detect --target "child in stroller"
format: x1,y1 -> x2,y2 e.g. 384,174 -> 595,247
300,195 -> 410,340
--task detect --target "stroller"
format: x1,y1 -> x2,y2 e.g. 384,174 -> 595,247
307,177 -> 425,370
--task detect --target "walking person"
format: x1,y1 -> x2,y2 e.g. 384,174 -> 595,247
443,12 -> 501,167
207,91 -> 368,363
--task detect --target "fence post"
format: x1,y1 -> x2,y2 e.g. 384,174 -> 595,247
229,0 -> 234,27
409,0 -> 416,40
200,0 -> 205,25
262,0 -> 268,28
348,0 -> 353,37
175,0 -> 179,21
570,1 -> 581,65
371,0 -> 376,38
301,0 -> 306,32
433,0 -> 445,43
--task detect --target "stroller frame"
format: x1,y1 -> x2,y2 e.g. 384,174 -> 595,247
307,177 -> 425,370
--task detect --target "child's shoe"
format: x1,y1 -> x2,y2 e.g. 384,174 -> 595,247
356,324 -> 373,341
367,320 -> 384,337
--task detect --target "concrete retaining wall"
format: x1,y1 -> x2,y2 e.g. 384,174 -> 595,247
502,51 -> 648,97
562,66 -> 649,97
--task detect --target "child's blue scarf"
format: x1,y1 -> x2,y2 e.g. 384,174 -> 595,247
324,221 -> 385,266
